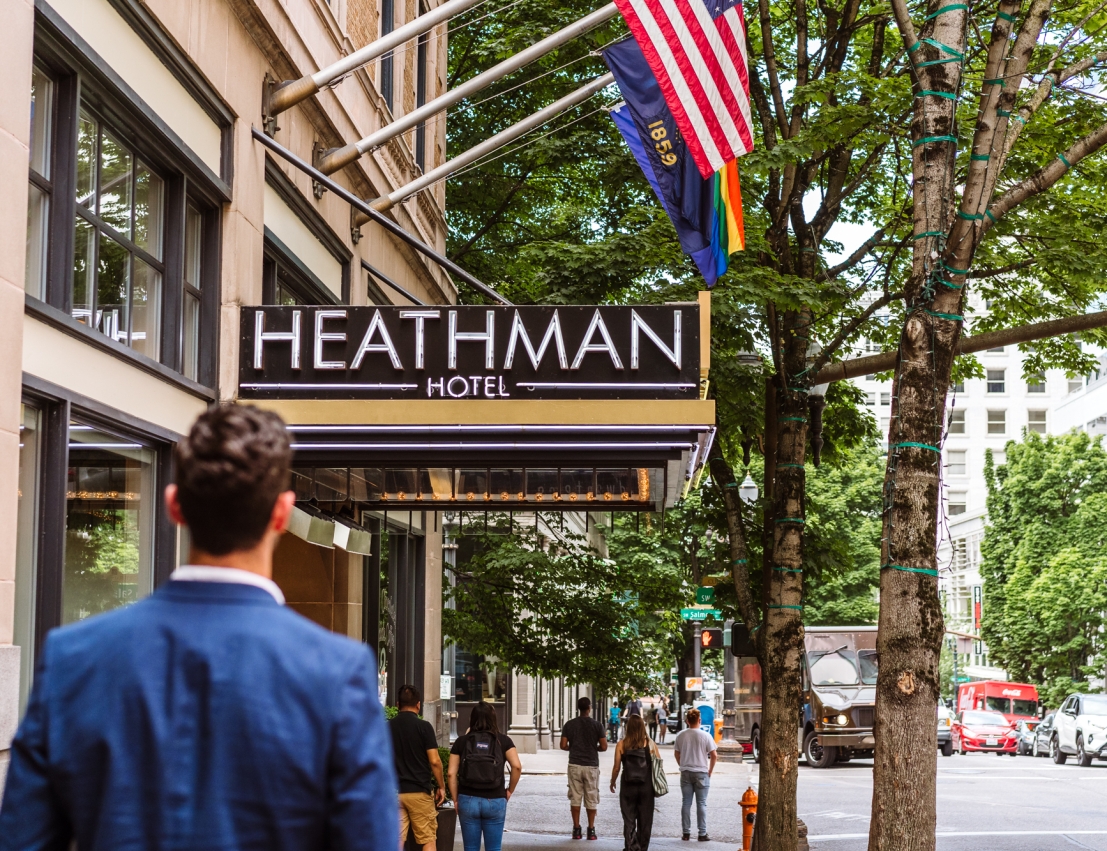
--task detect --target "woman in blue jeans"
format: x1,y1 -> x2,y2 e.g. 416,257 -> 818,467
448,702 -> 522,851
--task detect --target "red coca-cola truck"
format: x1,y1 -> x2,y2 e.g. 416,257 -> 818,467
956,680 -> 1040,722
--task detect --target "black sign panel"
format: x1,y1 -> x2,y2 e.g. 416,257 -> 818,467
239,305 -> 700,400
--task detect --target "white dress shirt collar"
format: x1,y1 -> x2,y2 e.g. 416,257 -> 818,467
170,565 -> 285,605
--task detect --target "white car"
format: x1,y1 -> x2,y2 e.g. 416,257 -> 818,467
1051,693 -> 1107,766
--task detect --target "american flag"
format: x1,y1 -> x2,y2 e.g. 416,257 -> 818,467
613,0 -> 755,179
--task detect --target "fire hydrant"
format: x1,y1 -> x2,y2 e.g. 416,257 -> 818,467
740,786 -> 758,851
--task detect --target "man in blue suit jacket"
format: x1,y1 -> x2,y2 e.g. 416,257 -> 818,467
0,405 -> 399,850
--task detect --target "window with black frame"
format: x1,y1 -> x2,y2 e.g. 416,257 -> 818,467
262,234 -> 339,306
26,48 -> 220,387
73,103 -> 165,360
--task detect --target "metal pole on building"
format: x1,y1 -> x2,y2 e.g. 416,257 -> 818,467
251,127 -> 512,305
721,619 -> 736,743
266,0 -> 486,120
318,3 -> 620,174
355,73 -> 614,222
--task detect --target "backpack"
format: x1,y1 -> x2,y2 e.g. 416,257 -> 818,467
459,732 -> 505,791
622,746 -> 651,784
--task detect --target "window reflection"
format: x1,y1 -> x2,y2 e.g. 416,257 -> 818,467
63,421 -> 154,624
454,651 -> 507,703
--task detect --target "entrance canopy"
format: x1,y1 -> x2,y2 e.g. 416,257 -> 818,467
240,296 -> 715,511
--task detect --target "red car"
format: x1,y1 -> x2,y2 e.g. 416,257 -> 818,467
952,709 -> 1018,755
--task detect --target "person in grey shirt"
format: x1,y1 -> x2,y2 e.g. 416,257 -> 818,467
673,708 -> 717,841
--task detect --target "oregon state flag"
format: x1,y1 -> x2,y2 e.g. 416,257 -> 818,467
605,36 -> 744,286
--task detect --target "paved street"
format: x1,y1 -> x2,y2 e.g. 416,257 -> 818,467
480,746 -> 1107,851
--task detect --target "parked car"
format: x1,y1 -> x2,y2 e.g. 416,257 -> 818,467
1032,713 -> 1055,757
1051,693 -> 1107,765
952,709 -> 1017,755
1014,719 -> 1039,755
938,704 -> 954,757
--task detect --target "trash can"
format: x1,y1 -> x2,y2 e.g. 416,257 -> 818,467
403,804 -> 457,851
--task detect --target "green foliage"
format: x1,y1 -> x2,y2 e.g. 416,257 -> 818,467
981,432 -> 1107,705
89,519 -> 140,575
443,519 -> 687,695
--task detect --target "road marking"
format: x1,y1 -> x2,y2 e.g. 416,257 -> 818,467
809,831 -> 1107,843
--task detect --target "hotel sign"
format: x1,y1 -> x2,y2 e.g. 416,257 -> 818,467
239,304 -> 700,400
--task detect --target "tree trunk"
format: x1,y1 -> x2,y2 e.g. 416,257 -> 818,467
753,310 -> 810,851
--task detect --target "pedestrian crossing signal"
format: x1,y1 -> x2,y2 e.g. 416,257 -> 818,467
700,628 -> 724,648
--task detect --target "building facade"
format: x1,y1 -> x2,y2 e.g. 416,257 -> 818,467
2,0 -> 453,781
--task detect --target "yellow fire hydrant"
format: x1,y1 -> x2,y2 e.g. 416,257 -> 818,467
740,786 -> 758,851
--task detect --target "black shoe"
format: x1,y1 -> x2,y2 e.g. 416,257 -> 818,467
573,827 -> 582,840
697,835 -> 711,842
588,828 -> 598,840
682,834 -> 690,841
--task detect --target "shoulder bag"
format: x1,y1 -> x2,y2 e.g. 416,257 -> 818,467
650,744 -> 669,797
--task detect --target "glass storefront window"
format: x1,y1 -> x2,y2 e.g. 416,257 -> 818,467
454,651 -> 507,703
15,404 -> 43,709
27,66 -> 54,299
63,421 -> 154,623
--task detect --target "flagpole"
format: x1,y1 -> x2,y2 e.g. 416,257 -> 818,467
266,0 -> 485,120
318,3 -> 619,175
357,73 -> 615,218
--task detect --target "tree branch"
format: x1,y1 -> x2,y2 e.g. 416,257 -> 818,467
814,290 -> 903,371
812,309 -> 1107,384
968,258 -> 1036,278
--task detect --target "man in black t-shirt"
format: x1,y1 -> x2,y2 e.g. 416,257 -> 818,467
390,685 -> 446,851
560,696 -> 608,840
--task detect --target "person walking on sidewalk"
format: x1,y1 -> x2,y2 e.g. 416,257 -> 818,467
610,715 -> 661,851
627,695 -> 644,717
608,703 -> 622,743
561,696 -> 609,839
657,702 -> 669,744
674,708 -> 717,841
449,702 -> 522,851
646,704 -> 659,742
0,405 -> 398,850
392,685 -> 447,851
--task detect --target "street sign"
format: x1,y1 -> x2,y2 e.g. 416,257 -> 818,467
685,677 -> 704,691
695,586 -> 715,605
681,607 -> 722,620
440,674 -> 454,700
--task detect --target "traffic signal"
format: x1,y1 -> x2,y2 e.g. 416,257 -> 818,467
700,628 -> 724,648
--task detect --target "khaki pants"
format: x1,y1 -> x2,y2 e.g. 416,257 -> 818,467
400,791 -> 439,846
567,764 -> 601,809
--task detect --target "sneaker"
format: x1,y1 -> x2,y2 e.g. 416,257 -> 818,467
682,835 -> 690,841
573,827 -> 582,840
588,828 -> 598,840
697,836 -> 711,842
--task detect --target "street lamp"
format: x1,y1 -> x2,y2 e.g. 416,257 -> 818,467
738,473 -> 759,505
807,342 -> 832,466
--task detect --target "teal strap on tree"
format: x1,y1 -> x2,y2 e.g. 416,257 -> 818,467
997,11 -> 1017,22
970,154 -> 990,161
778,416 -> 807,422
926,309 -> 965,321
907,39 -> 922,53
916,90 -> 958,100
914,135 -> 958,147
924,3 -> 968,19
957,210 -> 983,221
918,38 -> 964,58
1058,153 -> 1072,168
937,277 -> 965,290
787,386 -> 809,393
769,604 -> 804,611
984,77 -> 1006,87
986,209 -> 997,223
917,57 -> 963,68
776,517 -> 806,524
997,108 -> 1011,117
913,230 -> 945,240
750,623 -> 761,634
777,463 -> 805,469
892,441 -> 941,452
774,567 -> 803,573
941,260 -> 969,275
732,558 -> 748,565
1011,113 -> 1026,124
882,564 -> 939,577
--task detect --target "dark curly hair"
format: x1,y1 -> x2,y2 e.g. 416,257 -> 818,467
173,404 -> 292,555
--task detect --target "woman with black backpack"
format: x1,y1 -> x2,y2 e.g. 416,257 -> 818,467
609,714 -> 662,851
448,702 -> 522,851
